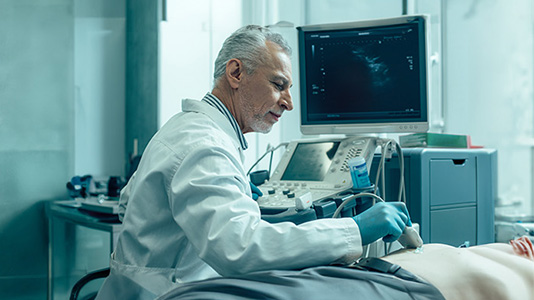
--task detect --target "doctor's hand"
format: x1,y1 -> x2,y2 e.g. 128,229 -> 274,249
352,202 -> 412,246
249,182 -> 263,200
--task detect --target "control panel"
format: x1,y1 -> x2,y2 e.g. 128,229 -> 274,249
257,136 -> 376,209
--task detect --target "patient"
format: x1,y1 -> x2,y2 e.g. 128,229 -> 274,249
157,237 -> 532,300
382,237 -> 534,300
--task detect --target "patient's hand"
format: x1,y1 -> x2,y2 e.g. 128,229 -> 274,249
510,236 -> 534,261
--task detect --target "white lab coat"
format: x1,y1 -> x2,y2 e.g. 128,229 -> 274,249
96,98 -> 362,299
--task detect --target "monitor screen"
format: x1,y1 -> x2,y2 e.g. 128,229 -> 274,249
297,15 -> 429,135
281,141 -> 340,181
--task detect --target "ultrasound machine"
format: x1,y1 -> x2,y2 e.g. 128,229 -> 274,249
256,15 -> 430,225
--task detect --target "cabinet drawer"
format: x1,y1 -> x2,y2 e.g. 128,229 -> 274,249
430,206 -> 477,246
430,158 -> 476,206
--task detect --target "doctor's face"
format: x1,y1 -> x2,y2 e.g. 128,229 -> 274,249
238,42 -> 293,134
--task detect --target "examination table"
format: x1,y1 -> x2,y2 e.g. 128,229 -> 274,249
156,257 -> 444,300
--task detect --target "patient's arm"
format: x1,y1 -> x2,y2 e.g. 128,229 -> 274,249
381,237 -> 534,300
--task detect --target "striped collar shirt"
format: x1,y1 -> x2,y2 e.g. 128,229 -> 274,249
202,93 -> 248,150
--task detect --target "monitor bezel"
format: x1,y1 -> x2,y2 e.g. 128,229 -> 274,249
297,15 -> 430,135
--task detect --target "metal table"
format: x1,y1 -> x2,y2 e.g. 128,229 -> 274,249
46,200 -> 122,300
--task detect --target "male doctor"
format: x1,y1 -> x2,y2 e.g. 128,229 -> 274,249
96,25 -> 411,299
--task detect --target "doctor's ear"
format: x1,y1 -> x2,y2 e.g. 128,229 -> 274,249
226,58 -> 244,89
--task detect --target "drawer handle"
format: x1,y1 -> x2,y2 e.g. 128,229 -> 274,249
452,159 -> 466,165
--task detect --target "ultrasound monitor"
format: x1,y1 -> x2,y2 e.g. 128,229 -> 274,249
280,141 -> 340,182
297,15 -> 429,135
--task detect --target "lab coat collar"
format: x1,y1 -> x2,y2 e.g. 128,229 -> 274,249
201,93 -> 248,150
181,96 -> 248,152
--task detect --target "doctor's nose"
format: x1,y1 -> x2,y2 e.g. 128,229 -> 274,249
279,90 -> 293,111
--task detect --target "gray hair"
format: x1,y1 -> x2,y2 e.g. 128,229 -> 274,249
213,25 -> 292,86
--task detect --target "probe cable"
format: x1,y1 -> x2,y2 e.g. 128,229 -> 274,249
332,192 -> 385,219
332,192 -> 384,258
333,139 -> 406,256
246,142 -> 289,176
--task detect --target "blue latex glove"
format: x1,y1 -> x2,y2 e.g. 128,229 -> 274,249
249,182 -> 263,200
352,202 -> 412,245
